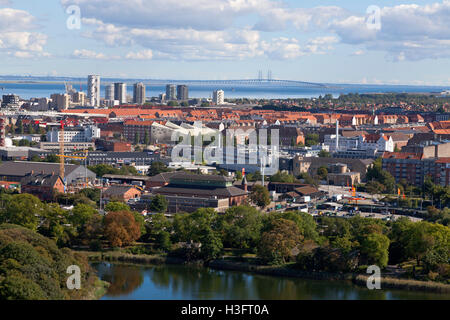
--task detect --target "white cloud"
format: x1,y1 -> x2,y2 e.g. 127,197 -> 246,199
61,0 -> 450,62
330,1 -> 450,60
352,50 -> 365,56
72,49 -> 108,59
254,6 -> 349,32
62,0 -> 274,31
125,50 -> 153,60
0,8 -> 48,58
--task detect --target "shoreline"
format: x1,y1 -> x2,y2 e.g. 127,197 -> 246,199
86,251 -> 450,295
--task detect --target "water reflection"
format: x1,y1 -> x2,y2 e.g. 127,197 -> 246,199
92,263 -> 449,300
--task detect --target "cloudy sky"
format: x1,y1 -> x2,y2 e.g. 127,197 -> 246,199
1,0 -> 450,85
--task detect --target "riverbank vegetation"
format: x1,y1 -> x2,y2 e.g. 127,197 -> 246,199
0,190 -> 448,294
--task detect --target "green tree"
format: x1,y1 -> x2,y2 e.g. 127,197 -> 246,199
69,204 -> 96,229
0,194 -> 45,231
365,180 -> 386,197
305,133 -> 319,147
317,166 -> 328,180
360,233 -> 390,268
270,211 -> 319,242
219,205 -> 262,250
149,195 -> 168,213
134,132 -> 140,145
250,185 -> 271,208
148,161 -> 171,176
105,201 -> 131,213
88,164 -> 120,177
318,150 -> 331,158
144,131 -> 150,145
270,171 -> 296,183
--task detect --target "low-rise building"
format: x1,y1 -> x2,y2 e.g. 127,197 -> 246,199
152,173 -> 248,213
20,172 -> 65,201
103,185 -> 142,202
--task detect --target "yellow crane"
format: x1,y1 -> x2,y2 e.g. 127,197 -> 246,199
57,146 -> 90,189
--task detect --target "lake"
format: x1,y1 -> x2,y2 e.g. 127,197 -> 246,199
92,262 -> 449,300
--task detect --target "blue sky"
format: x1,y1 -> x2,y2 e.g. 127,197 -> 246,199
1,0 -> 450,85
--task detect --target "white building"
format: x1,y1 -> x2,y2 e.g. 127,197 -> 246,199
114,83 -> 127,105
47,125 -> 101,143
213,90 -> 224,105
324,133 -> 394,154
87,75 -> 100,107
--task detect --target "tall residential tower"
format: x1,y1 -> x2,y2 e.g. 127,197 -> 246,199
87,75 -> 100,107
133,82 -> 146,104
114,82 -> 127,105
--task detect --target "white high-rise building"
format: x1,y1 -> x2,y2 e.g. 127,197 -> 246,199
105,84 -> 115,100
114,83 -> 127,105
213,90 -> 224,105
87,75 -> 100,107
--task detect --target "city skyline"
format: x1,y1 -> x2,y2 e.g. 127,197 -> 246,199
0,0 -> 449,86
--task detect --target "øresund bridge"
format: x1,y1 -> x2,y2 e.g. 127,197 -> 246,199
143,79 -> 330,88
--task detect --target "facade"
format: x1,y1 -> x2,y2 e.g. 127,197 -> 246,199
133,82 -> 146,104
1,94 -> 20,108
213,90 -> 225,105
0,118 -> 5,147
20,172 -> 65,201
97,140 -> 132,152
177,85 -> 189,101
166,84 -> 176,100
324,133 -> 394,154
85,151 -> 159,166
382,152 -> 450,187
38,141 -> 95,152
71,91 -> 86,106
293,156 -> 374,180
87,75 -> 101,107
47,125 -> 100,142
114,82 -> 127,105
50,93 -> 70,110
123,120 -> 153,144
105,84 -> 115,100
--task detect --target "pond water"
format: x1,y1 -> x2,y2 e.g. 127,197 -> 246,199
92,262 -> 449,300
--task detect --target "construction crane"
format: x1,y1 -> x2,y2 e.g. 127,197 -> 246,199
57,149 -> 90,188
